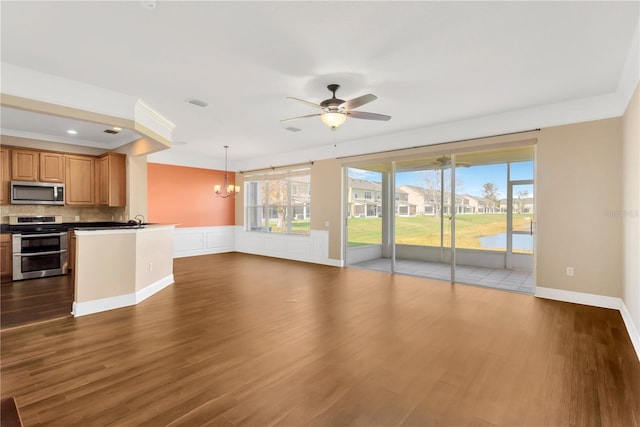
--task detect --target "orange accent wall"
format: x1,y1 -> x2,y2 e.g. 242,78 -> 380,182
147,163 -> 235,227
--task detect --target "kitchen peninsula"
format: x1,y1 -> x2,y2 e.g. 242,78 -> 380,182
72,224 -> 174,317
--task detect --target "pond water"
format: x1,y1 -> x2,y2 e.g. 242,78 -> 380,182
478,233 -> 533,251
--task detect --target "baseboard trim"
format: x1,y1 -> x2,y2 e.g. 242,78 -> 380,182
72,274 -> 174,317
174,247 -> 233,258
236,249 -> 343,268
620,301 -> 640,362
535,286 -> 621,310
136,274 -> 174,303
535,286 -> 640,361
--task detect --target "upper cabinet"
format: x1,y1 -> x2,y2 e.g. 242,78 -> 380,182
11,149 -> 39,181
39,152 -> 65,182
4,146 -> 127,207
0,148 -> 10,204
10,149 -> 65,183
97,153 -> 126,207
65,154 -> 95,206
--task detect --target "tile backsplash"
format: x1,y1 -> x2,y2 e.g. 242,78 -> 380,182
1,204 -> 126,223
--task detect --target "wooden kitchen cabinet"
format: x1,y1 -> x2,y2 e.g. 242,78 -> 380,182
0,148 -> 10,204
65,154 -> 95,206
97,153 -> 126,207
11,149 -> 39,181
0,233 -> 12,282
39,152 -> 65,182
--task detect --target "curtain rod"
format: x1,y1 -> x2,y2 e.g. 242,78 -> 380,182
239,160 -> 314,175
336,128 -> 540,160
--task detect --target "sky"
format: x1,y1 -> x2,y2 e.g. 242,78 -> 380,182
348,161 -> 534,199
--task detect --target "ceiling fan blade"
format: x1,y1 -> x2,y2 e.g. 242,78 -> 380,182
286,97 -> 323,109
347,111 -> 391,121
341,94 -> 377,110
280,113 -> 322,123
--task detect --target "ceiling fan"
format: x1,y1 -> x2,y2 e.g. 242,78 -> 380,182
281,84 -> 391,130
431,156 -> 471,168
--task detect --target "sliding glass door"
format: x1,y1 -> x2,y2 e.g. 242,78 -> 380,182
393,156 -> 453,282
344,144 -> 535,294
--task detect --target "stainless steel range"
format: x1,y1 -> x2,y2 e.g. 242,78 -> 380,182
10,215 -> 68,281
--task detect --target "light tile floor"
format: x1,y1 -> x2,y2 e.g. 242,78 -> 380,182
350,258 -> 535,294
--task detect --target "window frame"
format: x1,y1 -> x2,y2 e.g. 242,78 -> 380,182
244,167 -> 311,235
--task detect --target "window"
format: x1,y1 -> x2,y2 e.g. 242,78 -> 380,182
364,191 -> 372,200
245,167 -> 311,234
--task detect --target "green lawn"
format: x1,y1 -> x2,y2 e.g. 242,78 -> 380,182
348,214 -> 533,251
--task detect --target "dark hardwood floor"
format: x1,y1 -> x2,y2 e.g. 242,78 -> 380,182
1,253 -> 639,426
1,274 -> 73,330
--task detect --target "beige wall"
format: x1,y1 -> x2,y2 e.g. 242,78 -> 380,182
74,226 -> 174,302
126,154 -> 148,221
75,232 -> 136,302
135,228 -> 174,292
623,83 -> 640,331
310,158 -> 343,260
537,118 -> 623,297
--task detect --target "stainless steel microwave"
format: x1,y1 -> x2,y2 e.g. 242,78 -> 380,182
11,181 -> 65,205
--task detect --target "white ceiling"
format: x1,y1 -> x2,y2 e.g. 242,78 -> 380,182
1,1 -> 638,170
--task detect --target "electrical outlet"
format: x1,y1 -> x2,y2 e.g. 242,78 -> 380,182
566,267 -> 574,276
149,262 -> 153,272
74,215 -> 80,222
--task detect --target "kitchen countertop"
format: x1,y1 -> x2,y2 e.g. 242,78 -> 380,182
3,221 -> 163,233
73,223 -> 174,234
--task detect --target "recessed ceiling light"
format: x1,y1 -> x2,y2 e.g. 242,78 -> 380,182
112,127 -> 122,131
67,129 -> 77,135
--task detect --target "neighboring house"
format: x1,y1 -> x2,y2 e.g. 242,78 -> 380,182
399,185 -> 496,215
347,179 -> 416,217
395,188 -> 415,216
399,185 -> 439,215
347,178 -> 382,218
459,194 -> 489,214
291,178 -> 311,220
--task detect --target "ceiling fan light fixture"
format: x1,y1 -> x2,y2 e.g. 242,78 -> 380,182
321,112 -> 347,129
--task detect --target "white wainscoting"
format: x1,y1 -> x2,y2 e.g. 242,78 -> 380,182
173,226 -> 339,267
235,227 -> 340,267
173,226 -> 235,258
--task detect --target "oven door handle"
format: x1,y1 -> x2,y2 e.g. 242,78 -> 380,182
17,232 -> 67,238
16,250 -> 67,257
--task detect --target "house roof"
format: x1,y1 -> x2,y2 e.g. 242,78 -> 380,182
348,178 -> 382,192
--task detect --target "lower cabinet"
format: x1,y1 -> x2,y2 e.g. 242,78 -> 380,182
1,233 -> 12,281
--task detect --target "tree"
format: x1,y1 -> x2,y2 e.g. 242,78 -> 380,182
262,179 -> 288,230
516,189 -> 529,214
482,182 -> 499,213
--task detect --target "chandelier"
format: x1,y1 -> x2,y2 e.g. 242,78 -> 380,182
214,145 -> 239,198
